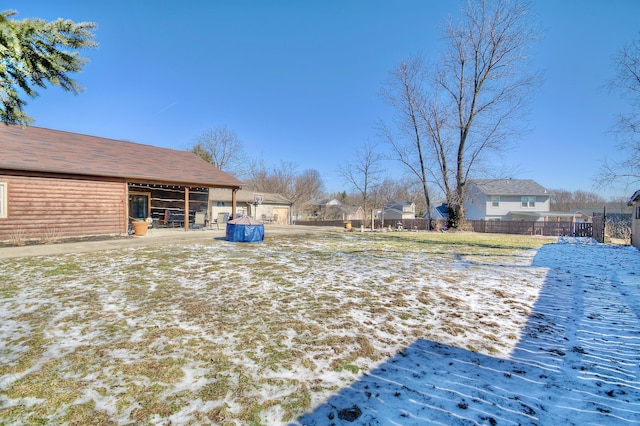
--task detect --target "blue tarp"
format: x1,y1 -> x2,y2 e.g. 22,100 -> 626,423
225,216 -> 264,242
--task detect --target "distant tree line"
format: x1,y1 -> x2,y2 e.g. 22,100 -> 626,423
549,189 -> 631,213
189,124 -> 634,222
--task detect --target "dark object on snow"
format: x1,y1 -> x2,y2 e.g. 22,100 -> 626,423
225,215 -> 264,242
337,405 -> 362,422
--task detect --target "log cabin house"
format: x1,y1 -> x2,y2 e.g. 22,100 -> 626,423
0,125 -> 243,243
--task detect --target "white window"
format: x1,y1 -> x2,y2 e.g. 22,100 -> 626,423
491,196 -> 500,207
521,196 -> 535,208
0,182 -> 6,218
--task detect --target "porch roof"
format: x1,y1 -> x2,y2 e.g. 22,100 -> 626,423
509,211 -> 581,219
209,188 -> 292,205
0,125 -> 243,188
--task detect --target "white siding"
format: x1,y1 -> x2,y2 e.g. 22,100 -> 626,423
464,181 -> 551,221
464,186 -> 488,220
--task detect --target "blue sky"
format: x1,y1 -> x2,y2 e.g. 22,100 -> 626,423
11,1 -> 640,199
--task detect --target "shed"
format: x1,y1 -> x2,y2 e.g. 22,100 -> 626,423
225,215 -> 264,242
0,125 -> 243,243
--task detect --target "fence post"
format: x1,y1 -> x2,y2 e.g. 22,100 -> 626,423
601,206 -> 606,243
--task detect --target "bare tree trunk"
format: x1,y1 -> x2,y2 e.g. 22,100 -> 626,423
379,58 -> 434,228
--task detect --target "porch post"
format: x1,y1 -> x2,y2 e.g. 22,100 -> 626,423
123,182 -> 129,235
232,188 -> 238,219
184,186 -> 190,232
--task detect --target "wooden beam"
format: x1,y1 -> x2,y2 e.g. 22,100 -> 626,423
184,186 -> 189,232
232,188 -> 238,220
123,182 -> 128,235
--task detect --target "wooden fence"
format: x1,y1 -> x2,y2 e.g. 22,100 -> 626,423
296,217 -> 604,241
592,215 -> 604,243
295,219 -> 448,231
468,220 -> 594,238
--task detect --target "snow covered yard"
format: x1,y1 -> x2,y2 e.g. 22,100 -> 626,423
0,232 -> 638,425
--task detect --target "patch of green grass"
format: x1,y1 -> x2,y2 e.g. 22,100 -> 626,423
282,391 -> 312,421
116,383 -> 173,421
198,378 -> 230,401
333,362 -> 360,374
6,361 -> 84,419
41,260 -> 84,276
206,403 -> 233,424
119,357 -> 185,383
64,401 -> 115,425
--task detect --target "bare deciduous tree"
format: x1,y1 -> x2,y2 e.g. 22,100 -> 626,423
381,0 -> 540,229
245,159 -> 324,219
338,141 -> 385,225
379,57 -> 434,226
597,35 -> 640,189
191,126 -> 245,176
294,169 -> 325,210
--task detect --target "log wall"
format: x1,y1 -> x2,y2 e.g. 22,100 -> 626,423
0,174 -> 126,243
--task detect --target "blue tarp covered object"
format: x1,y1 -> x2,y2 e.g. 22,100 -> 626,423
225,216 -> 264,242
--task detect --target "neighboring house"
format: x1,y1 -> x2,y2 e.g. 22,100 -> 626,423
303,198 -> 364,221
334,204 -> 365,221
629,189 -> 640,250
570,210 -> 594,223
0,125 -> 242,242
305,198 -> 340,219
384,200 -> 416,220
426,203 -> 449,220
464,179 -> 556,221
209,189 -> 292,225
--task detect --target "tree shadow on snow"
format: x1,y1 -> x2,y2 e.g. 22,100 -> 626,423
294,241 -> 640,425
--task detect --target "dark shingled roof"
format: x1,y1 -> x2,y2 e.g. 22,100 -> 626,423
0,125 -> 242,188
469,179 -> 549,196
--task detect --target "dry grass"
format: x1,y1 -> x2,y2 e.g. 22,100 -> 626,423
7,227 -> 29,246
0,231 -> 553,425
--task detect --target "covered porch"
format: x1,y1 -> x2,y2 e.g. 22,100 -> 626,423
508,211 -> 591,223
128,183 -> 240,232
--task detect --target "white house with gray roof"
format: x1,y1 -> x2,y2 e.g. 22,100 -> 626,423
464,179 -> 553,221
